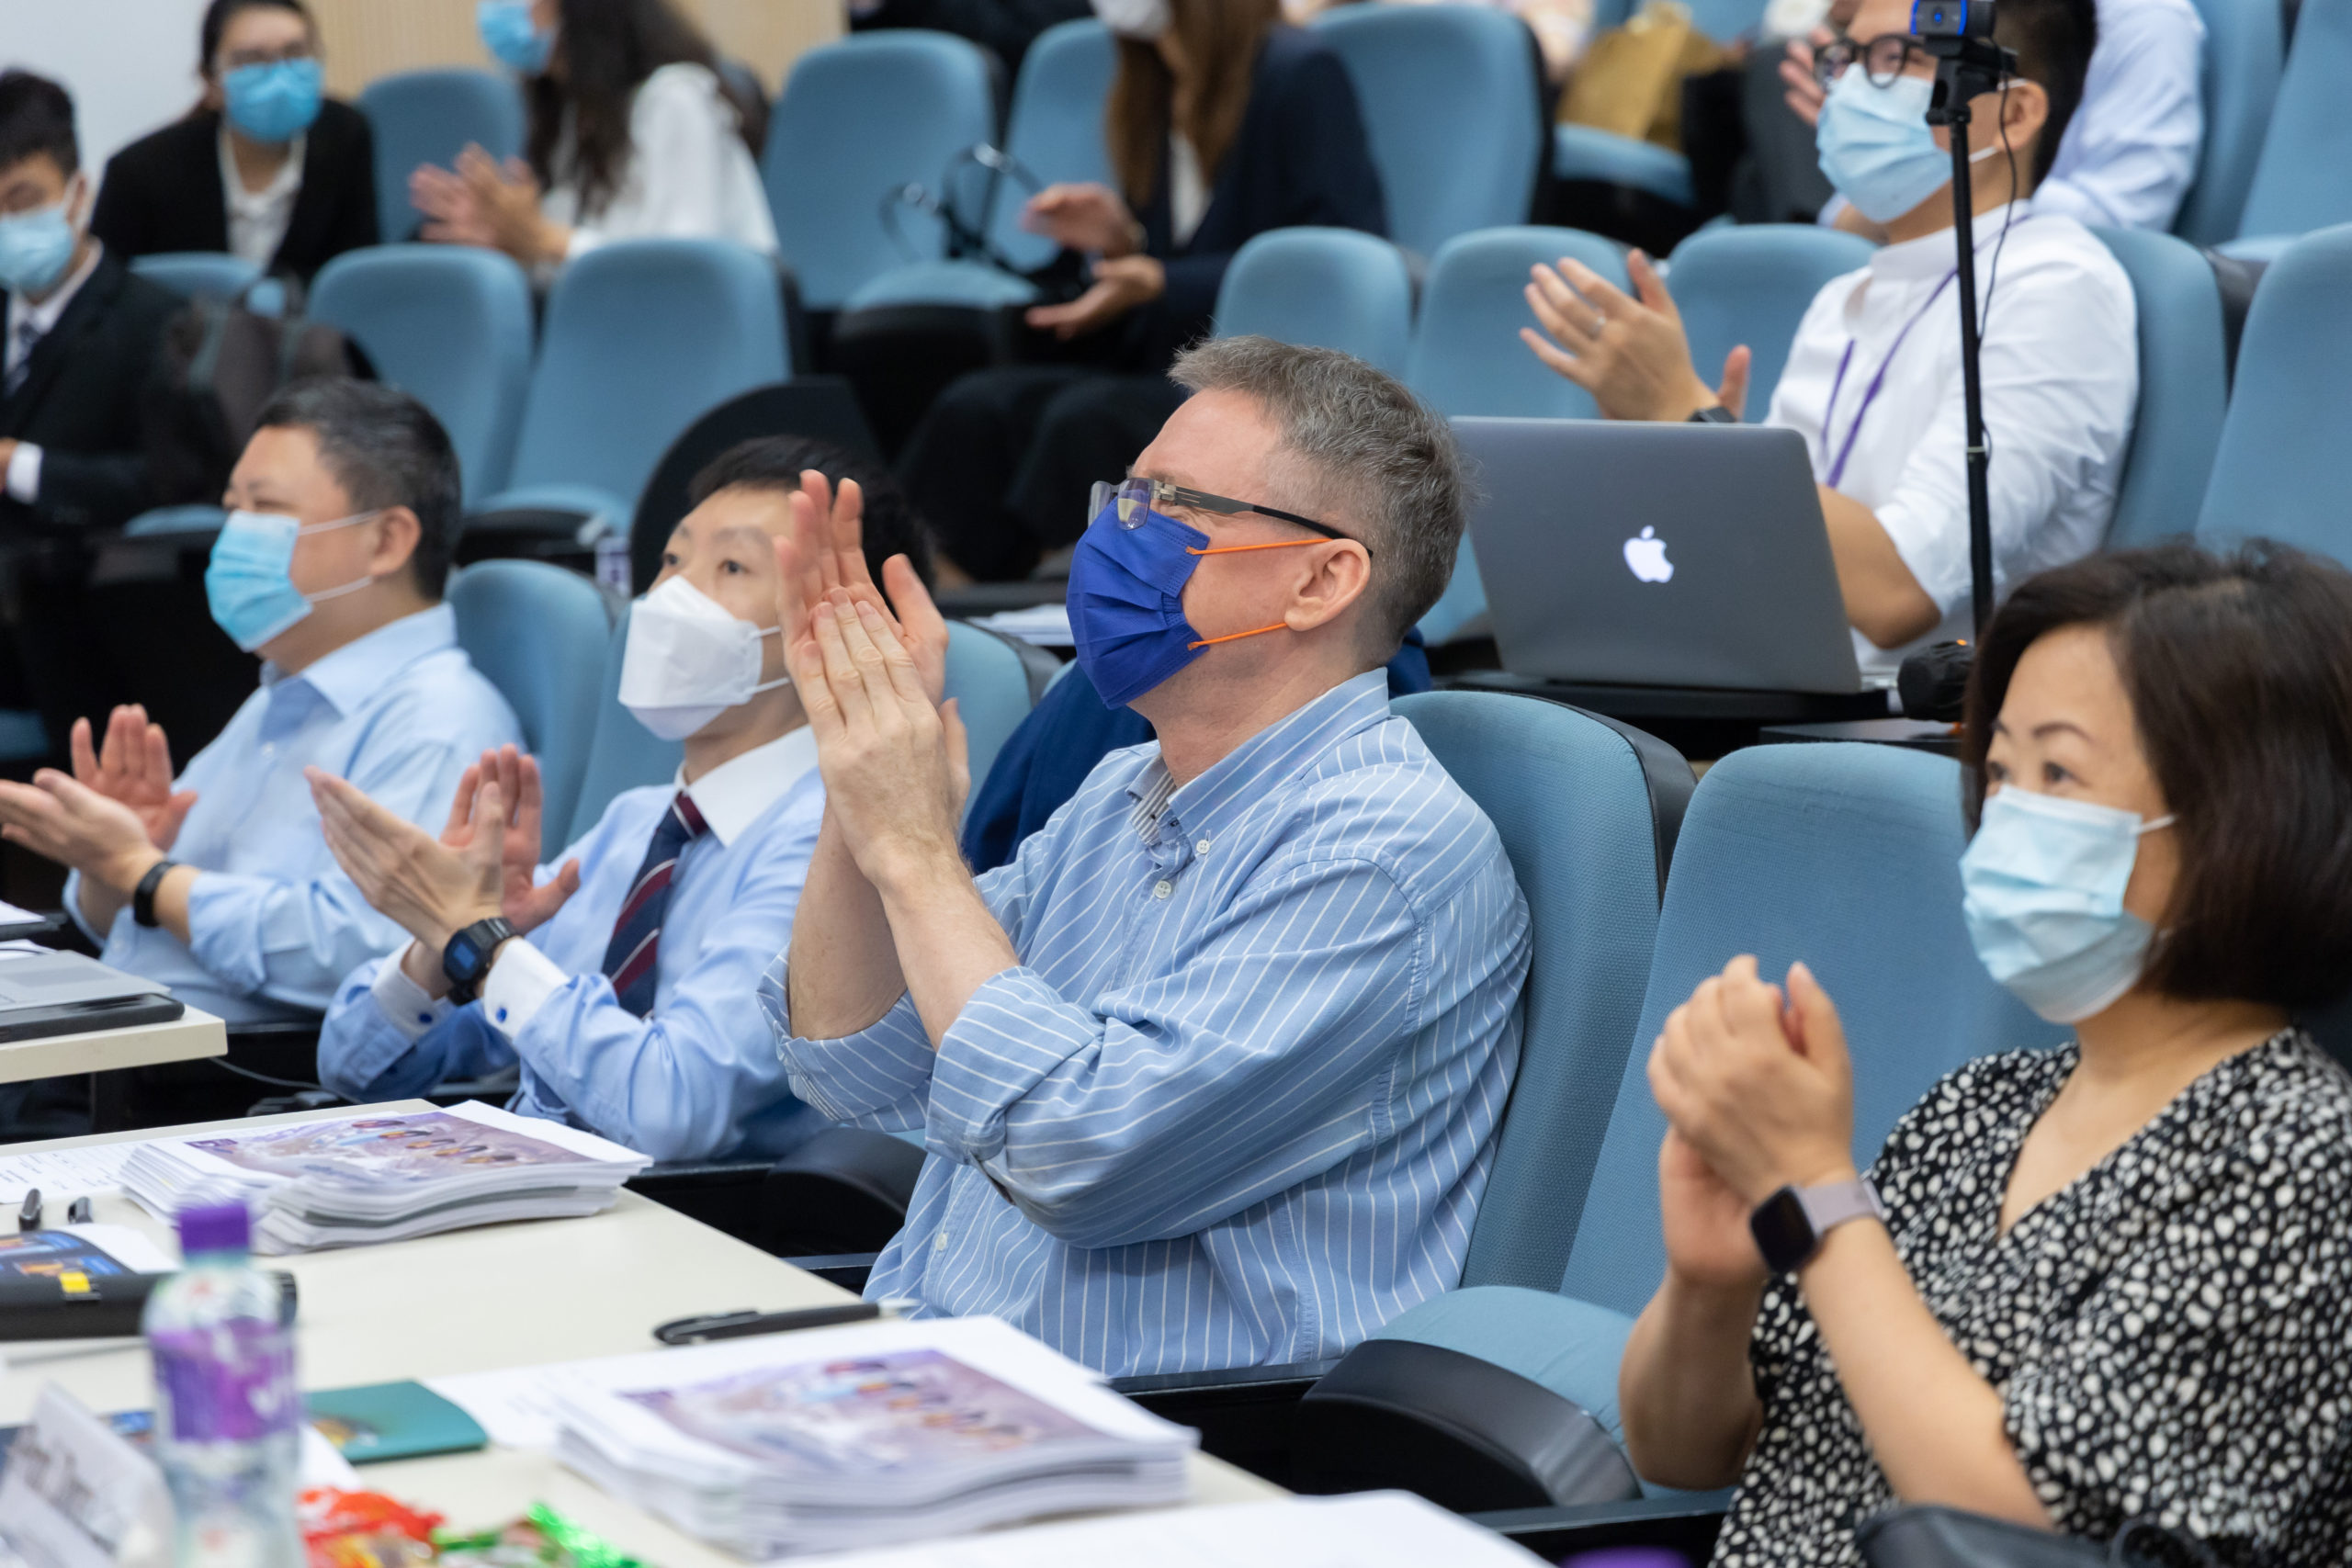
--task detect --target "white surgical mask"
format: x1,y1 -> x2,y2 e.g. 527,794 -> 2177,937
1091,0 -> 1170,40
1960,787 -> 2176,1023
618,575 -> 786,741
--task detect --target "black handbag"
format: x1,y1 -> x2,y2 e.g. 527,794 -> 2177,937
1859,1507 -> 2222,1568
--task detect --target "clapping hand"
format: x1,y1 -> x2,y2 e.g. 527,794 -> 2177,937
70,705 -> 197,851
413,144 -> 563,264
446,745 -> 581,935
1521,250 -> 1751,423
307,767 -> 504,956
778,468 -> 951,705
1025,254 -> 1166,340
0,771 -> 164,895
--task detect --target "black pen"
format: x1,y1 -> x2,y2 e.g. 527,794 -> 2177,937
66,1197 -> 92,1225
17,1188 -> 39,1233
652,1302 -> 883,1346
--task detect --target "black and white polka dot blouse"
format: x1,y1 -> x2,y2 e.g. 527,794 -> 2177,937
1713,1029 -> 2352,1568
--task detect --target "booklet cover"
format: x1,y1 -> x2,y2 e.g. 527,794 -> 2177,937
184,1111 -> 595,1187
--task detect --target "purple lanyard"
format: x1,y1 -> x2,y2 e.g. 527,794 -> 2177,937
1820,267 -> 1957,490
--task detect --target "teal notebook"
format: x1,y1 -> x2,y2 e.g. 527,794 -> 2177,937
305,1381 -> 490,1463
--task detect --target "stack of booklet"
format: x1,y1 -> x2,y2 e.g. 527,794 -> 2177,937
120,1101 -> 650,1253
548,1316 -> 1197,1557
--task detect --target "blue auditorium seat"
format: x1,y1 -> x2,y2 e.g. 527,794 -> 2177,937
128,252 -> 261,301
1214,228 -> 1415,376
1345,744 -> 2063,1472
565,604 -> 683,848
2194,223 -> 2352,564
472,239 -> 787,540
2093,228 -> 2228,549
2223,0 -> 2351,256
1312,6 -> 1543,261
2171,0 -> 2284,246
763,32 -> 998,311
943,622 -> 1037,807
311,245 -> 536,502
356,68 -> 527,246
1548,0 -> 1768,209
1665,223 -> 1873,420
447,560 -> 614,844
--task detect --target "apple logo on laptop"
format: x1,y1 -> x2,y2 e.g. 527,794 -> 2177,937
1623,526 -> 1674,583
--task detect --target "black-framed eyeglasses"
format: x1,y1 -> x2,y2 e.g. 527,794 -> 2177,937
1088,477 -> 1366,554
1812,32 -> 1929,89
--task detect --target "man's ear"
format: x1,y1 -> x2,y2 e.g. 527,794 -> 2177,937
1285,540 -> 1374,634
1992,76 -> 2049,173
368,507 -> 424,582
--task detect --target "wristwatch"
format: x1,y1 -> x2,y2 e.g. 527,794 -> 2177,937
132,859 -> 182,929
1687,404 -> 1737,425
1749,1176 -> 1885,1274
440,916 -> 517,1004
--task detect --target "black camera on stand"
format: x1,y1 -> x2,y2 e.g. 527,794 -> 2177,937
1894,0 -> 2019,721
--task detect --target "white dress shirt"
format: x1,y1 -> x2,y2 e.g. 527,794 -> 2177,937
2033,0 -> 2204,232
218,127 -> 306,267
1765,201 -> 2138,673
3,240 -> 105,505
543,62 -> 778,273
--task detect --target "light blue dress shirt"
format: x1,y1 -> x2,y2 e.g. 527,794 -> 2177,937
320,728 -> 831,1163
768,671 -> 1532,1377
65,605 -> 521,1022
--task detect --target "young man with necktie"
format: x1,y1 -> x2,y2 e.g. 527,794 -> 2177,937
309,439 -> 934,1163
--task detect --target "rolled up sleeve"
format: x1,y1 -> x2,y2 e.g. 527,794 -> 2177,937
771,965 -> 941,1127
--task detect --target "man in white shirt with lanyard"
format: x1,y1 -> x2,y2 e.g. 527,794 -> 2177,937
1521,0 -> 2136,678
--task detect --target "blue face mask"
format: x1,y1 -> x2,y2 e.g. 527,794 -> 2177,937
1960,787 -> 2177,1024
1817,70 -> 1976,225
222,59 -> 323,143
1067,499 -> 1309,708
0,195 -> 80,298
205,508 -> 381,653
478,0 -> 555,74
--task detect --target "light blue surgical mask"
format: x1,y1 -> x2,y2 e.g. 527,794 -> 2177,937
1815,70 -> 1996,225
222,58 -> 324,144
0,194 -> 81,298
478,0 -> 555,75
205,508 -> 381,653
1960,788 -> 2177,1024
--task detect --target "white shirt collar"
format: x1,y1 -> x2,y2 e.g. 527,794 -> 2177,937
218,124 -> 306,217
1866,198 -> 2035,287
6,239 -> 103,341
676,725 -> 819,848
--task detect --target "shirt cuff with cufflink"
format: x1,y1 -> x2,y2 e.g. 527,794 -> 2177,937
5,443 -> 42,504
478,937 -> 571,1040
371,948 -> 457,1042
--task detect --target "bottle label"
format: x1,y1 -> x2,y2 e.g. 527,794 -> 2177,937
150,1323 -> 298,1443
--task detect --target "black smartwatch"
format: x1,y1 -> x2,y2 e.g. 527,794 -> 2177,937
132,859 -> 182,929
440,916 -> 517,1004
1687,404 -> 1737,425
1749,1177 -> 1885,1275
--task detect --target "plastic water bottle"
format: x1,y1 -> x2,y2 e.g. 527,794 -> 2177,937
143,1203 -> 302,1568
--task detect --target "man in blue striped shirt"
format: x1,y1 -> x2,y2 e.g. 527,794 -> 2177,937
764,338 -> 1531,1376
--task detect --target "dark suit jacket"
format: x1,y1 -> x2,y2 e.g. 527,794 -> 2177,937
91,101 -> 379,283
1126,24 -> 1386,367
0,250 -> 180,532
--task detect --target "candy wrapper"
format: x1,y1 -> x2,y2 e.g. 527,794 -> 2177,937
436,1503 -> 652,1568
300,1488 -> 443,1568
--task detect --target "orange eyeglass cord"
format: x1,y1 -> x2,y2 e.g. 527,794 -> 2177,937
1180,536 -> 1326,650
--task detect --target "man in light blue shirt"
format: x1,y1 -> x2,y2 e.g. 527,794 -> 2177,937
0,380 -> 519,1026
311,438 -> 935,1162
766,338 -> 1531,1377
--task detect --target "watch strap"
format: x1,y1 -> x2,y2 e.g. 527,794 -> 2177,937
1751,1175 -> 1885,1274
1797,1176 -> 1885,1238
132,859 -> 181,929
441,916 -> 517,1004
1687,404 -> 1737,425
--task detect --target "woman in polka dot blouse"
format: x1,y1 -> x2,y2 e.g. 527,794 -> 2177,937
1617,542 -> 2352,1568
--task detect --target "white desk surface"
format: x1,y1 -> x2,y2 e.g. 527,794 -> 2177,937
0,1103 -> 1283,1565
0,1005 -> 225,1084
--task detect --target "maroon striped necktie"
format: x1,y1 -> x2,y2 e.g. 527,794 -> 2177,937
599,792 -> 707,1017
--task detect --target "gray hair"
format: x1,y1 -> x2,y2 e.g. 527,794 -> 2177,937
1170,336 -> 1465,654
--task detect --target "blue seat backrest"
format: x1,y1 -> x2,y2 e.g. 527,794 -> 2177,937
1667,224 -> 1872,422
2173,0 -> 2284,245
2232,0 -> 2352,243
129,252 -> 261,301
2092,228 -> 2228,549
1407,227 -> 1627,420
989,19 -> 1118,274
2194,223 -> 2352,564
505,239 -> 786,516
1215,228 -> 1415,377
1312,6 -> 1542,261
763,31 -> 999,310
1559,744 -> 2065,1316
1394,692 -> 1668,1293
357,68 -> 527,246
566,604 -> 685,849
943,622 -> 1035,810
447,561 -> 613,842
311,245 -> 536,503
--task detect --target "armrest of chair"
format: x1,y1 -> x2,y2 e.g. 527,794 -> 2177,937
1292,1338 -> 1642,1513
1108,1359 -> 1340,1490
782,1252 -> 880,1294
761,1127 -> 925,1258
1468,1492 -> 1733,1560
627,1160 -> 775,1243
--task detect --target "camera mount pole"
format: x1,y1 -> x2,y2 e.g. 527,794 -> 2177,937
1921,29 -> 2014,640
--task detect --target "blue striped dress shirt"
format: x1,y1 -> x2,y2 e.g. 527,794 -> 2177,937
766,671 -> 1530,1376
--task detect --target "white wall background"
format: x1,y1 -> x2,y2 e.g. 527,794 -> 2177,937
2,0 -> 213,179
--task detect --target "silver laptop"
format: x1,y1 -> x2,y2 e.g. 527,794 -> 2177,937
0,953 -> 172,1010
1458,418 -> 1868,694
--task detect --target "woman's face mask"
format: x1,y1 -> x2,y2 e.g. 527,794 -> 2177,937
1091,0 -> 1171,41
477,0 -> 556,75
221,58 -> 323,143
618,574 -> 787,742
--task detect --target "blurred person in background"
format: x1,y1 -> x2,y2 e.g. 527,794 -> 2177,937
413,0 -> 777,280
847,0 -> 1094,79
91,0 -> 379,283
896,0 -> 1385,584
